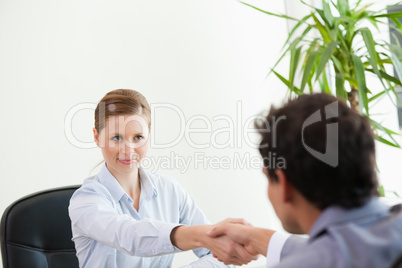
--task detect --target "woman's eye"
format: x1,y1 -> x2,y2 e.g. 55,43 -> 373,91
134,135 -> 144,141
112,136 -> 122,141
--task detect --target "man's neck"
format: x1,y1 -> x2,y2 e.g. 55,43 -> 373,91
293,194 -> 322,234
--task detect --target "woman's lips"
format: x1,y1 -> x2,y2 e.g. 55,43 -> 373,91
118,159 -> 137,165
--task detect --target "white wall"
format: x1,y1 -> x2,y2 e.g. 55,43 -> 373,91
1,0 -> 401,267
0,0 -> 289,267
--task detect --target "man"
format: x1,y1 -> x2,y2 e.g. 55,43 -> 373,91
209,93 -> 402,267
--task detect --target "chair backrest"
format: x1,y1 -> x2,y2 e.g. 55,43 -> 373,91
391,254 -> 402,268
0,185 -> 81,268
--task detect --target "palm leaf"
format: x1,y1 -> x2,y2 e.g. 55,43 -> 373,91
360,28 -> 388,94
390,17 -> 402,30
315,41 -> 338,81
376,136 -> 400,148
335,73 -> 347,100
240,2 -> 298,21
289,46 -> 303,93
370,119 -> 400,136
319,70 -> 332,94
368,91 -> 386,103
370,119 -> 401,148
322,0 -> 335,27
242,0 -> 402,153
337,0 -> 350,16
267,35 -> 306,78
389,48 -> 402,84
301,50 -> 319,92
365,69 -> 402,86
352,55 -> 369,115
379,185 -> 385,197
280,14 -> 313,53
312,13 -> 332,44
272,69 -> 303,95
374,11 -> 402,19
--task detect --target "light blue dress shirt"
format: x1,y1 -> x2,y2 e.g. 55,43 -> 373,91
69,163 -> 228,268
274,198 -> 402,268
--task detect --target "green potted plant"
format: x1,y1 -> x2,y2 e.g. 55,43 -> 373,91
242,0 -> 402,196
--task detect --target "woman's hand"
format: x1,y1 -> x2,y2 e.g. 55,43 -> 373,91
170,218 -> 259,266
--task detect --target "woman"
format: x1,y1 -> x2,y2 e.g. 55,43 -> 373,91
68,89 -> 253,268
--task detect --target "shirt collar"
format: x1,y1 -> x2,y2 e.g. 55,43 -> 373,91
98,163 -> 158,203
309,197 -> 389,240
139,166 -> 158,201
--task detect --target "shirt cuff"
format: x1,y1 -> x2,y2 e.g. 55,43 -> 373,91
156,223 -> 182,254
266,232 -> 291,267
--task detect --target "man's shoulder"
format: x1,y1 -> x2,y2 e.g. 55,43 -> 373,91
326,202 -> 402,243
278,235 -> 341,268
280,204 -> 402,268
323,204 -> 402,268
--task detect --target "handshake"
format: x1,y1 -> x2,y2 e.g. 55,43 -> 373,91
171,218 -> 275,266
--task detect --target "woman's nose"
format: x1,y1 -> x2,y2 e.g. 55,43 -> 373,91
121,140 -> 136,153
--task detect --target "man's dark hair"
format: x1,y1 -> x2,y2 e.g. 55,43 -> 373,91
256,93 -> 378,210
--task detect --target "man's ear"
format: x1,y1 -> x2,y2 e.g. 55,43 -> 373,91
93,127 -> 100,147
275,169 -> 294,203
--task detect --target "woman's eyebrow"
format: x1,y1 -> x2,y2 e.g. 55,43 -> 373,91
108,132 -> 144,135
108,132 -> 121,136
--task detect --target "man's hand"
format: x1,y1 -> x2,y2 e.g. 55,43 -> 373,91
208,218 -> 276,262
170,219 -> 258,266
201,218 -> 258,266
202,230 -> 258,265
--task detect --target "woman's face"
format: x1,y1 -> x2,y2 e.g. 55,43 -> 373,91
94,114 -> 150,177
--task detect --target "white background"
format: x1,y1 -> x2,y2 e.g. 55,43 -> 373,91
0,0 -> 401,267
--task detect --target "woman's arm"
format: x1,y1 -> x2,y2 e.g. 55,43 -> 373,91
171,222 -> 258,266
69,185 -> 180,257
69,177 -> 257,265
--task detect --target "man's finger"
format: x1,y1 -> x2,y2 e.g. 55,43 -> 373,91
233,242 -> 259,262
213,238 -> 258,265
207,224 -> 227,238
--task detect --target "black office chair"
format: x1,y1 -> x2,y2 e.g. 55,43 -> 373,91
392,254 -> 402,268
0,185 -> 81,268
